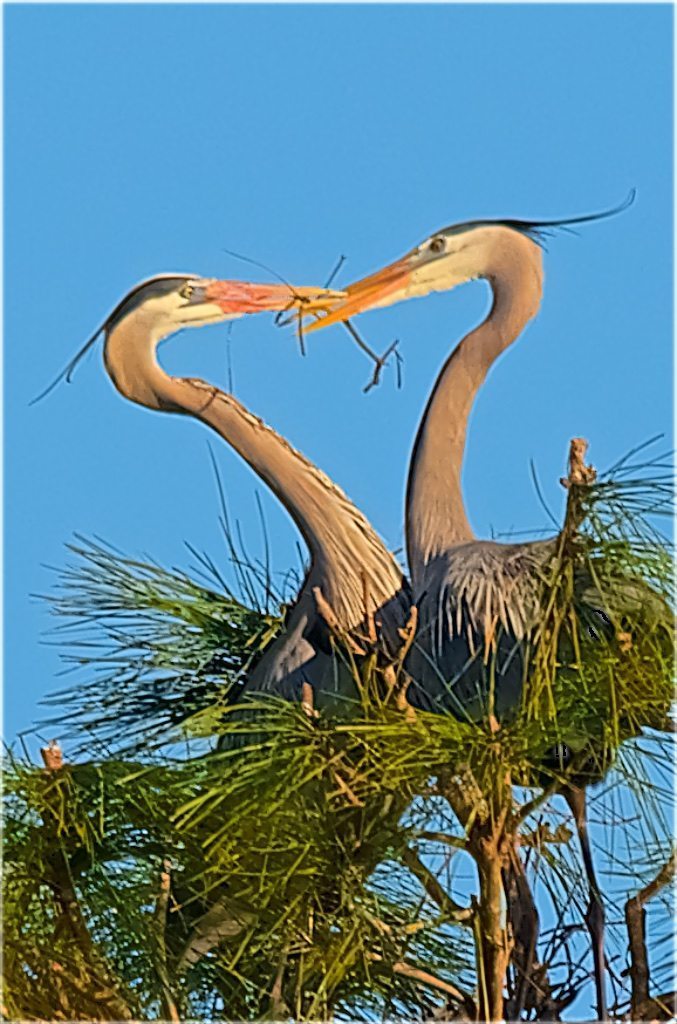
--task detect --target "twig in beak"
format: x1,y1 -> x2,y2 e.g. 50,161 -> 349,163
324,254 -> 347,290
226,322 -> 234,393
273,297 -> 307,356
342,320 -> 402,393
296,306 -> 307,357
394,347 -> 404,389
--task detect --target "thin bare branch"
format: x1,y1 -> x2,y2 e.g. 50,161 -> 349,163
401,846 -> 473,924
152,858 -> 180,1024
367,952 -> 477,1018
625,849 -> 677,1018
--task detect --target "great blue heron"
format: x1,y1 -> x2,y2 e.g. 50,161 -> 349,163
87,273 -> 410,718
302,197 -> 641,1021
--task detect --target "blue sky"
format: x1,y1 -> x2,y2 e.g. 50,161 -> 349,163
5,3 -> 672,740
3,4 -> 673,1017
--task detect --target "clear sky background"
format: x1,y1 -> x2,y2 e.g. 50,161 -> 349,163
3,5 -> 673,1017
5,3 -> 672,740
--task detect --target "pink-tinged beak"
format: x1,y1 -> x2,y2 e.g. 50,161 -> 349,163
204,280 -> 345,316
303,256 -> 413,333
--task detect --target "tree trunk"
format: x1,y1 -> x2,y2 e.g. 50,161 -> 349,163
473,828 -> 513,1022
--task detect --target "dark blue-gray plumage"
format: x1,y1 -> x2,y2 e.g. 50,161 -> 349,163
305,199 -> 638,1023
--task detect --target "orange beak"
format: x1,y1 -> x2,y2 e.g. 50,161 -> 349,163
204,280 -> 345,317
302,256 -> 413,334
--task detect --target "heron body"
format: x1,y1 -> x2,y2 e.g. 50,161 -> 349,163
99,273 -> 409,713
304,200 -> 638,1022
310,224 -> 550,718
406,538 -> 553,721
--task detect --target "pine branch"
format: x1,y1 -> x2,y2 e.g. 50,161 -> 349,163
152,857 -> 180,1023
625,848 -> 677,1019
401,847 -> 473,925
39,754 -> 135,1021
367,951 -> 477,1018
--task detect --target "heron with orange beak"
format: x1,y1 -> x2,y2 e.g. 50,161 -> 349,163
300,194 -> 638,1022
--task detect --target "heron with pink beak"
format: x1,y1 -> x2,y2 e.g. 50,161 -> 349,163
36,272 -> 410,731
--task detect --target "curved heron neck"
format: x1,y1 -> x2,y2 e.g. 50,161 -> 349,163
405,233 -> 544,587
103,314 -> 403,618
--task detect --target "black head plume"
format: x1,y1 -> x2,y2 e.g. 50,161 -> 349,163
29,323 -> 106,406
30,274 -> 192,406
436,189 -> 637,250
496,188 -> 637,247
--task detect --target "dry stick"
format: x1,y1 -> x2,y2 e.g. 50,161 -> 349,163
342,320 -> 401,393
329,767 -> 365,808
362,910 -> 431,938
391,604 -> 419,718
371,604 -> 419,720
40,739 -> 64,771
300,680 -> 319,719
269,946 -> 289,1019
396,604 -> 419,656
625,849 -> 677,1020
277,296 -> 400,393
415,830 -> 466,851
367,952 -> 476,1017
312,586 -> 366,655
401,847 -> 473,924
362,571 -> 378,646
152,857 -> 180,1024
559,435 -> 597,553
560,438 -> 613,1024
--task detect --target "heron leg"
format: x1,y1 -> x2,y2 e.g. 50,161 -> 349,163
564,785 -> 607,1023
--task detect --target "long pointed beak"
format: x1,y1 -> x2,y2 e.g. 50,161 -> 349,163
204,280 -> 345,316
303,256 -> 412,334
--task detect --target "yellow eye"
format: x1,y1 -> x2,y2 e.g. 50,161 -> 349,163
179,283 -> 194,300
429,237 -> 446,254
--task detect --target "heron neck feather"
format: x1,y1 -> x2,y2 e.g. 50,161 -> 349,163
406,230 -> 543,587
104,312 -> 404,627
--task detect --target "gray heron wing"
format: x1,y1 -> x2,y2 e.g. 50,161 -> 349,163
405,541 -> 551,722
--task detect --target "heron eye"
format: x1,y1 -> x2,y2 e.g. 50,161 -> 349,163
429,237 -> 446,254
179,283 -> 195,300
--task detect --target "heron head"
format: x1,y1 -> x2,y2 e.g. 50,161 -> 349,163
32,274 -> 346,405
302,191 -> 638,334
302,220 -> 542,334
105,274 -> 244,335
106,275 -> 347,336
